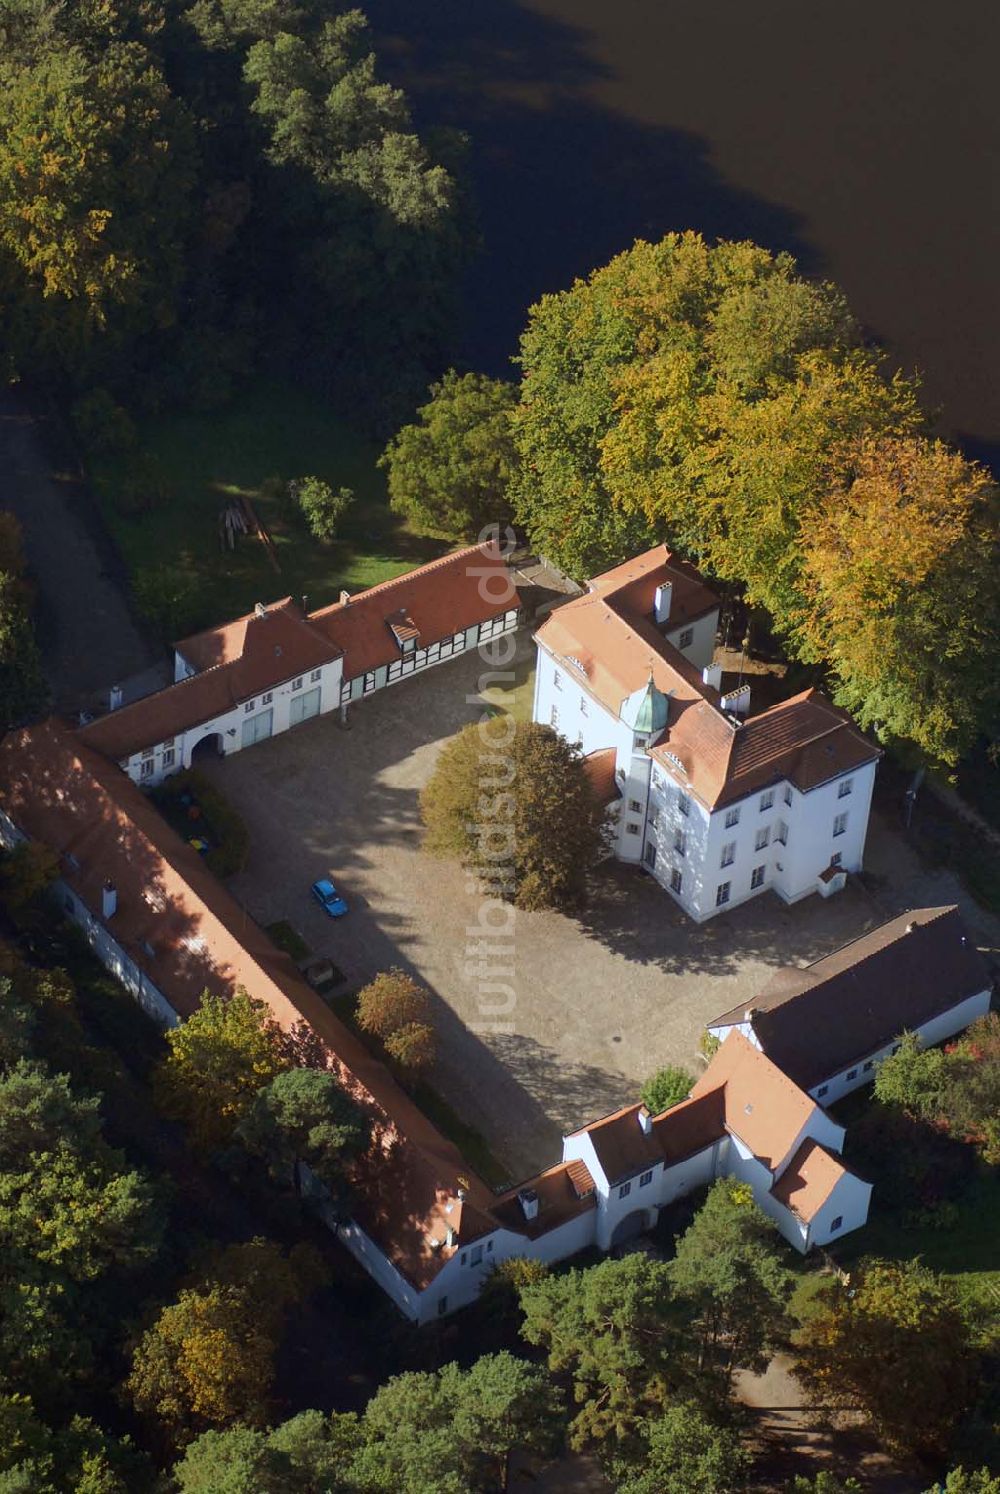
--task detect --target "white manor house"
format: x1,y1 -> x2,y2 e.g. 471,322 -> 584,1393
533,547 -> 880,922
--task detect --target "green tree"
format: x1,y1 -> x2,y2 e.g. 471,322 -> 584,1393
355,969 -> 436,1075
925,1472 -> 1000,1494
613,1402 -> 750,1494
235,1065 -> 368,1198
421,719 -> 604,911
789,1477 -> 863,1494
293,477 -> 353,543
669,1178 -> 795,1386
173,1409 -> 360,1492
794,1258 -> 977,1456
0,1392 -> 146,1494
873,1031 -> 951,1118
518,1253 -> 687,1449
379,371 -> 519,539
154,991 -> 292,1149
0,841 -> 59,914
0,575 -> 48,730
945,1013 -> 1000,1164
355,1352 -> 563,1493
640,1065 -> 693,1115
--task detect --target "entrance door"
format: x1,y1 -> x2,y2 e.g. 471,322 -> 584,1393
290,686 -> 320,726
241,708 -> 273,748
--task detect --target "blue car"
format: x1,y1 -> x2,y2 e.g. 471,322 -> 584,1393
311,877 -> 349,918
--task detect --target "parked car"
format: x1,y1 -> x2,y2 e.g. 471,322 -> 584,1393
310,877 -> 348,918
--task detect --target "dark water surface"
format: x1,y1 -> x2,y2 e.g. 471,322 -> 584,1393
373,0 -> 999,460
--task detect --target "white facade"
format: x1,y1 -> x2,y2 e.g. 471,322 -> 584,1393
533,634 -> 877,923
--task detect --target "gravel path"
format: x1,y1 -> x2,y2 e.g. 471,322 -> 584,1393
0,387 -> 160,712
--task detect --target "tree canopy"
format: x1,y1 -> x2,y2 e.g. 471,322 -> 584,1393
235,1064 -> 369,1199
421,718 -> 604,910
639,1065 -> 693,1115
613,1402 -> 750,1494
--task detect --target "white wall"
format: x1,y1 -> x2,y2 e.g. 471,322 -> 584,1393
807,1171 -> 873,1250
773,760 -> 877,903
664,608 -> 718,673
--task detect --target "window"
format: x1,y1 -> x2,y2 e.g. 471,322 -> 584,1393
846,1068 -> 858,1080
461,1251 -> 467,1265
311,668 -> 322,682
783,785 -> 793,806
754,826 -> 770,851
775,820 -> 789,845
831,851 -> 843,867
453,630 -> 466,649
241,708 -> 273,748
553,670 -> 562,690
652,769 -> 663,790
716,881 -> 731,907
262,691 -> 273,705
627,799 -> 642,815
829,1216 -> 843,1233
470,1244 -> 483,1266
724,806 -> 740,828
833,812 -> 849,837
626,821 -> 640,835
438,1297 -> 448,1316
720,841 -> 736,868
673,829 -> 686,856
292,677 -> 303,690
550,705 -> 559,728
162,737 -> 175,749
639,1170 -> 653,1187
670,868 -> 683,895
580,697 -> 588,716
644,843 -> 657,868
678,626 -> 694,649
487,1240 -> 493,1253
677,791 -> 690,817
618,1182 -> 631,1200
363,671 -> 377,695
141,746 -> 155,759
759,789 -> 774,811
244,700 -> 255,713
863,1060 -> 873,1072
162,748 -> 175,769
751,864 -> 765,890
290,686 -> 321,726
140,758 -> 154,780
401,637 -> 415,654
817,1084 -> 829,1097
838,777 -> 853,798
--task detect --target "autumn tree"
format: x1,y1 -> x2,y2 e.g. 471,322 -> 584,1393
795,1258 -> 978,1456
875,1017 -> 1000,1165
640,1065 -> 693,1115
235,1065 -> 369,1199
873,1030 -> 951,1117
799,436 -> 1000,764
421,719 -> 604,911
355,969 -> 435,1075
293,477 -> 353,543
518,1253 -> 687,1449
669,1178 -> 795,1388
379,370 -> 519,539
153,991 -> 292,1149
353,1353 -> 564,1493
613,1402 -> 750,1494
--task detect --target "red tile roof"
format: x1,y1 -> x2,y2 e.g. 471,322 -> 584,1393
310,543 -> 514,681
689,1031 -> 816,1171
492,1159 -> 598,1238
537,547 -> 878,809
582,748 -> 620,804
770,1139 -> 852,1223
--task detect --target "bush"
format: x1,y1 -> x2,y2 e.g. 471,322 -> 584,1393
292,477 -> 353,543
640,1065 -> 694,1115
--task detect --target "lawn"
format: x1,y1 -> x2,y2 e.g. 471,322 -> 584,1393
91,380 -> 451,640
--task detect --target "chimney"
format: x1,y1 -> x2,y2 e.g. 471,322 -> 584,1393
905,921 -> 915,934
518,1188 -> 539,1222
301,595 -> 309,614
457,1187 -> 467,1202
702,663 -> 722,691
445,1226 -> 456,1248
254,602 -> 266,619
744,1007 -> 757,1027
638,1106 -> 653,1134
653,582 -> 673,625
339,590 -> 351,606
101,880 -> 117,920
108,683 -> 123,712
720,683 -> 751,717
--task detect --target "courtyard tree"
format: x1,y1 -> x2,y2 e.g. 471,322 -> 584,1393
353,1352 -> 564,1493
292,477 -> 354,543
613,1402 -> 750,1494
639,1064 -> 693,1115
518,1253 -> 688,1449
355,969 -> 436,1074
794,1257 -> 978,1456
153,991 -> 292,1150
873,1030 -> 951,1119
235,1065 -> 369,1199
668,1178 -> 795,1387
420,718 -> 604,911
379,370 -> 519,539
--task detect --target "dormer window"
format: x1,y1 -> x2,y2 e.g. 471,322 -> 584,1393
387,608 -> 420,652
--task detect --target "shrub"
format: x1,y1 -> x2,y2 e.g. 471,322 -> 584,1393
292,477 -> 353,543
640,1065 -> 694,1115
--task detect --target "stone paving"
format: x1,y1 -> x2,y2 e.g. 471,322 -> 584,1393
204,636 -> 999,1182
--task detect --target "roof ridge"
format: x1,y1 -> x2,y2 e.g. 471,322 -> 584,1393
801,905 -> 955,975
309,544 -> 486,619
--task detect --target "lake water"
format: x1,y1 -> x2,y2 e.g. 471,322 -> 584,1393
373,0 -> 1000,462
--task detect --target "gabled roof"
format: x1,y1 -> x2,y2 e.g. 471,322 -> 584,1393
689,1030 -> 816,1172
0,720 -> 496,1291
537,546 -> 878,810
309,543 -> 512,680
82,600 -> 340,759
770,1139 -> 860,1223
710,906 -> 992,1089
491,1159 -> 598,1239
569,1101 -> 664,1185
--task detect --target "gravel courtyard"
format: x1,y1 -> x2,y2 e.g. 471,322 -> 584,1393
204,637 -> 997,1182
